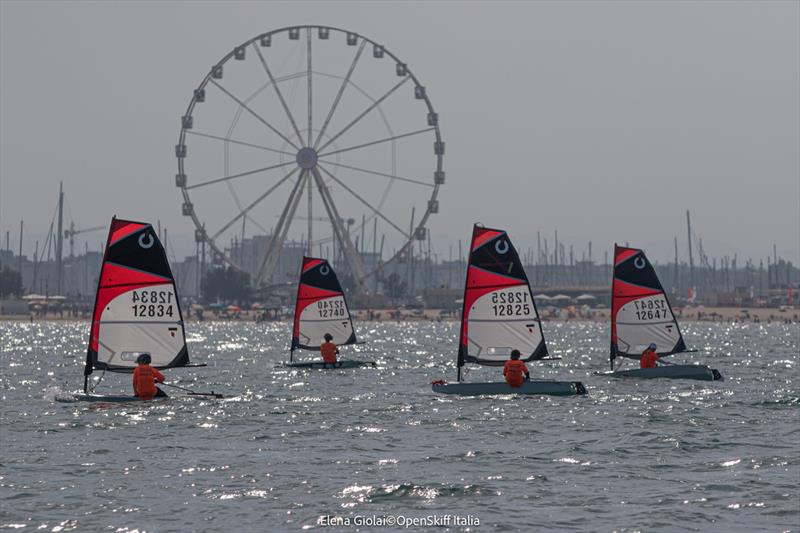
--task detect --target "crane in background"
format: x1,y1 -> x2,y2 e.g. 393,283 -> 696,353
64,222 -> 104,257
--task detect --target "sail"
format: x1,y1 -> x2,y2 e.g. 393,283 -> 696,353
291,257 -> 357,351
458,225 -> 547,367
611,244 -> 686,358
84,218 -> 189,375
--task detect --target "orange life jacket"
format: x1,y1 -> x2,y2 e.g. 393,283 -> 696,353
320,341 -> 338,364
133,364 -> 165,400
503,359 -> 528,387
640,349 -> 658,369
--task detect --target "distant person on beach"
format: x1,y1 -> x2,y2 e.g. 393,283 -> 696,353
133,354 -> 167,400
640,343 -> 659,369
320,333 -> 339,365
503,349 -> 530,388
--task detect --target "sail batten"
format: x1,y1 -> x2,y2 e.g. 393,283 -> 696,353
611,244 -> 686,359
458,225 -> 547,369
84,217 -> 189,376
291,256 -> 357,352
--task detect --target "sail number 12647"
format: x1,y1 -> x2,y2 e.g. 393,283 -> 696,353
131,290 -> 174,317
632,298 -> 670,320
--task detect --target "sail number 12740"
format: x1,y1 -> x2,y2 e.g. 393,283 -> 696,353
131,290 -> 174,317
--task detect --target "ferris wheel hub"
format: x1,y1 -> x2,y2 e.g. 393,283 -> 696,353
296,147 -> 318,170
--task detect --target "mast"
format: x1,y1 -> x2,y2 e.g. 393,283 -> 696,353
686,210 -> 694,296
456,228 -> 476,383
554,230 -> 558,286
290,258 -> 303,363
32,240 -> 39,291
588,240 -> 592,285
373,217 -> 378,292
18,220 -> 23,278
674,236 -> 679,295
307,180 -> 313,256
56,182 -> 64,295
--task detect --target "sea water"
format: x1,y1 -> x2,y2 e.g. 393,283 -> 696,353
1,320 -> 798,532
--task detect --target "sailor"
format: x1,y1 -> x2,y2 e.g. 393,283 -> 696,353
503,349 -> 530,388
320,333 -> 339,366
133,353 -> 167,400
640,343 -> 659,369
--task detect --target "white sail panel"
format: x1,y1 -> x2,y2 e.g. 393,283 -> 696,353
96,283 -> 185,369
614,294 -> 681,355
466,286 -> 542,363
296,295 -> 354,348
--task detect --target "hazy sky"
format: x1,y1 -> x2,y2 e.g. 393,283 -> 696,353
1,0 -> 798,264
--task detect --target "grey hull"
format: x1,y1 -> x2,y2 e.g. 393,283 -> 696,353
65,394 -> 169,403
432,380 -> 587,396
599,364 -> 723,381
284,360 -> 376,369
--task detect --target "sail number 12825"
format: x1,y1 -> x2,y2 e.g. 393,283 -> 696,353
491,291 -> 531,316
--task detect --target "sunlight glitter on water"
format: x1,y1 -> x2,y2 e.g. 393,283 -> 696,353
1,320 -> 798,531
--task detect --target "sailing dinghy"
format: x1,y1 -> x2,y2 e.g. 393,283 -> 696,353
432,225 -> 586,396
284,256 -> 375,369
71,217 -> 222,402
599,244 -> 722,381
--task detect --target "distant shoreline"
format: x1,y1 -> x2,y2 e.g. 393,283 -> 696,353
1,306 -> 797,324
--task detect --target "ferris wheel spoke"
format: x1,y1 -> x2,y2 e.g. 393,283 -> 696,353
243,213 -> 270,235
209,78 -> 300,150
310,167 -> 367,283
252,43 -> 305,147
186,130 -> 295,157
306,28 -> 313,147
255,171 -> 309,285
317,76 -> 411,153
186,160 -> 295,191
318,127 -> 436,158
313,40 -> 367,150
211,166 -> 300,241
317,159 -> 433,188
317,164 -> 411,239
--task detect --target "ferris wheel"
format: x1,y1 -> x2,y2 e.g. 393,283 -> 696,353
176,25 -> 444,288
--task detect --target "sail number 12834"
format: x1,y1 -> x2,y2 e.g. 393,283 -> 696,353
131,290 -> 174,317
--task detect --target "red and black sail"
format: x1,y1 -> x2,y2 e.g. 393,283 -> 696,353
84,218 -> 189,377
291,256 -> 357,353
458,225 -> 547,371
611,244 -> 686,360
